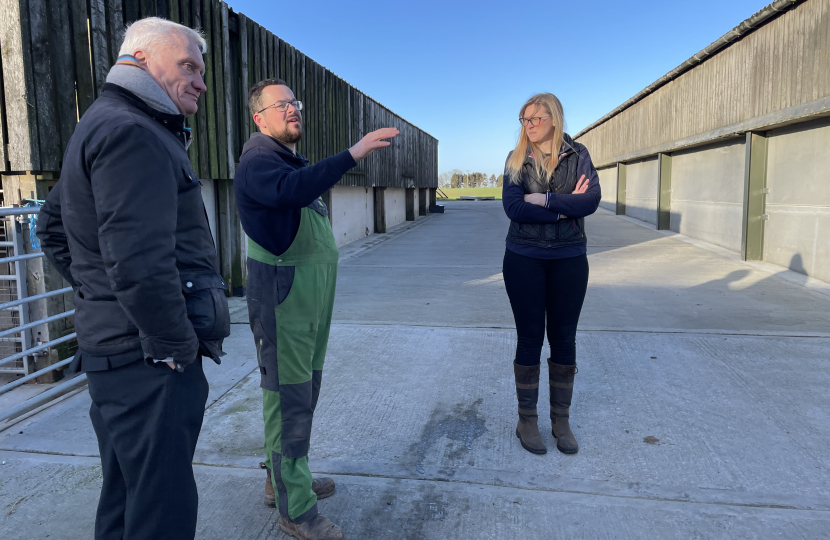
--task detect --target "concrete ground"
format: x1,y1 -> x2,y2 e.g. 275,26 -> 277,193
1,201 -> 829,539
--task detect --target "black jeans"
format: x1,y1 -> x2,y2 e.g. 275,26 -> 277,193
86,358 -> 209,540
503,249 -> 589,366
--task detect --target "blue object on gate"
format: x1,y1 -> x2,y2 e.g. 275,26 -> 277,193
23,200 -> 45,251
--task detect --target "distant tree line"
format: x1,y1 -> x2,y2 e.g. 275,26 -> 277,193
438,169 -> 504,189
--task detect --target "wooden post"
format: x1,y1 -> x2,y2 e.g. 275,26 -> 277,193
405,188 -> 415,221
89,0 -> 109,97
1,0 -> 40,170
657,153 -> 672,230
418,188 -> 427,216
616,162 -> 627,216
742,132 -> 769,261
429,188 -> 436,206
215,178 -> 244,295
374,186 -> 386,233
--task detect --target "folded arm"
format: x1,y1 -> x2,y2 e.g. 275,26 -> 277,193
543,146 -> 602,218
502,176 -> 560,223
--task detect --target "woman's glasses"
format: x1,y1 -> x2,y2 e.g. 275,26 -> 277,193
519,116 -> 551,127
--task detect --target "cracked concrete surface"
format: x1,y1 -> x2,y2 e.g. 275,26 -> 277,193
1,202 -> 828,539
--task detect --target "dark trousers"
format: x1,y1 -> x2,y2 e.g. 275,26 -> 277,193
503,249 -> 589,366
86,358 -> 209,540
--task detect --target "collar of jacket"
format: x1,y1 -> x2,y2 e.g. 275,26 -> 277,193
241,132 -> 310,166
525,132 -> 578,164
101,83 -> 192,148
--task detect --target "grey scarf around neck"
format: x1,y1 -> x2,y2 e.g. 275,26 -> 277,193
106,64 -> 179,115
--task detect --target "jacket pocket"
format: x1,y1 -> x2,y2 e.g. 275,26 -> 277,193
182,166 -> 201,185
557,217 -> 585,243
181,273 -> 230,341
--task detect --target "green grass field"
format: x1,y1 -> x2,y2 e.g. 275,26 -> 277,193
437,187 -> 502,200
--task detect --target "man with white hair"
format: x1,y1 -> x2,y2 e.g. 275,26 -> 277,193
36,17 -> 229,540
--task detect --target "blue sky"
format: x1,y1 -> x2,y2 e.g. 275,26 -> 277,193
227,0 -> 771,177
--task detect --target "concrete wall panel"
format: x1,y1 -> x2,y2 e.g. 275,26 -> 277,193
670,139 -> 745,252
385,188 -> 407,229
763,117 -> 830,283
597,166 -> 617,212
331,186 -> 374,247
625,157 -> 658,225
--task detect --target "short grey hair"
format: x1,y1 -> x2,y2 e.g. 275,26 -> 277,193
118,17 -> 207,57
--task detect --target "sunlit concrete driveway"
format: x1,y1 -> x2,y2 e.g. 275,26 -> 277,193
2,201 -> 829,538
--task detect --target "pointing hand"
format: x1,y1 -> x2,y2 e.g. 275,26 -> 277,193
349,128 -> 400,162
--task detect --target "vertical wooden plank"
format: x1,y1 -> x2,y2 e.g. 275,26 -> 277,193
27,0 -> 61,170
1,0 -> 40,170
218,1 -> 233,178
259,25 -> 266,84
272,33 -> 279,79
191,0 -> 209,178
0,48 -> 9,171
107,0 -> 125,66
155,0 -> 170,17
169,0 -> 180,21
48,0 -> 78,157
124,0 -> 140,24
89,0 -> 110,97
179,0 -> 190,25
201,0 -> 218,178
247,18 -> 255,136
263,29 -> 271,78
251,23 -> 260,83
182,0 -> 197,173
210,0 -> 227,179
69,0 -> 95,117
238,12 -> 248,141
140,0 -> 156,17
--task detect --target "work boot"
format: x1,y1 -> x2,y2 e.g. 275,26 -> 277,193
279,515 -> 345,540
261,463 -> 337,508
262,462 -> 276,507
514,362 -> 547,455
548,360 -> 578,454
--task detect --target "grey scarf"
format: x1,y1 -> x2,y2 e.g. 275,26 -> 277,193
106,64 -> 179,115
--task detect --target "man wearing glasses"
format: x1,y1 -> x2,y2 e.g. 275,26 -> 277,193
235,78 -> 397,540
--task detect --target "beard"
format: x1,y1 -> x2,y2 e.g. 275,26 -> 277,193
269,119 -> 303,146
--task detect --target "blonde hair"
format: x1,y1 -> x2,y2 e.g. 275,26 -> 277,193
506,93 -> 565,184
119,17 -> 207,57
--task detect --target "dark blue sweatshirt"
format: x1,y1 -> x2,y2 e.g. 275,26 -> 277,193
234,132 -> 357,256
502,144 -> 602,259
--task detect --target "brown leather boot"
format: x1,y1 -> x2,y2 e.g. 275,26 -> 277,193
514,363 -> 547,454
548,360 -> 578,454
262,462 -> 276,507
261,463 -> 336,508
279,514 -> 345,540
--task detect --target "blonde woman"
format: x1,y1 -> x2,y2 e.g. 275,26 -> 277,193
502,93 -> 601,455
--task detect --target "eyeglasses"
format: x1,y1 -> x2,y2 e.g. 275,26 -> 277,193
519,116 -> 551,127
258,100 -> 303,114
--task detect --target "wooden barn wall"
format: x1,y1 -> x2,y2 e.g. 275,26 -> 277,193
0,0 -> 438,188
576,0 -> 830,167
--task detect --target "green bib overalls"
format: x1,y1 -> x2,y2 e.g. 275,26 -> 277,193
246,198 -> 338,524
